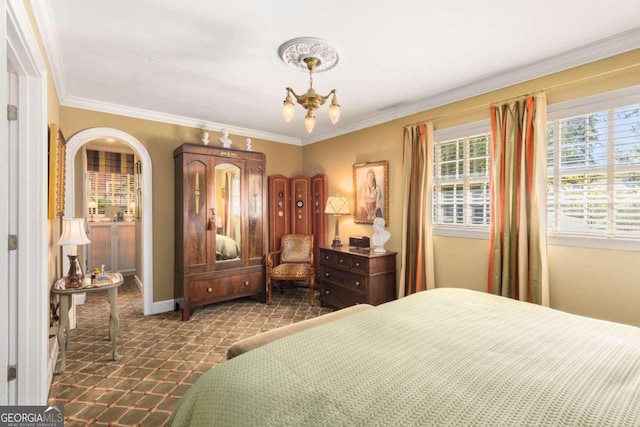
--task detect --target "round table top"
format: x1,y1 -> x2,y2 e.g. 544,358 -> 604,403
52,272 -> 124,293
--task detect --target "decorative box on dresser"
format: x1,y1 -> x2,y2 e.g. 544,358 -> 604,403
174,143 -> 266,321
319,246 -> 397,309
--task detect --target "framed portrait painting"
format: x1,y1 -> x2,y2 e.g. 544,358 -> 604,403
353,160 -> 389,224
48,123 -> 66,219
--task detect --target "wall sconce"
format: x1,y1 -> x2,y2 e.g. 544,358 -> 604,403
325,196 -> 350,247
57,218 -> 91,288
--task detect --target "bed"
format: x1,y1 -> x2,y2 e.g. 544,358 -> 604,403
215,234 -> 240,260
168,288 -> 640,426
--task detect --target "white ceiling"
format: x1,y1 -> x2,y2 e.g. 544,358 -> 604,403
31,1 -> 640,146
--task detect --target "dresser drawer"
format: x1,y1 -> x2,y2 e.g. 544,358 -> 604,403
322,282 -> 366,308
319,246 -> 396,310
333,253 -> 368,273
320,250 -> 337,265
322,265 -> 367,293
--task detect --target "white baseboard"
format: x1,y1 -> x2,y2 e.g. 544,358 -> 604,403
134,274 -> 181,314
47,336 -> 59,392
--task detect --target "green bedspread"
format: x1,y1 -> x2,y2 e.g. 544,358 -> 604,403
169,288 -> 640,426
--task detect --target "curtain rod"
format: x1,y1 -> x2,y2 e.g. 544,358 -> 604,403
402,91 -> 543,129
402,62 -> 640,129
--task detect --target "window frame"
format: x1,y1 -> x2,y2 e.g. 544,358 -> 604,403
546,85 -> 640,251
430,85 -> 640,252
432,120 -> 491,240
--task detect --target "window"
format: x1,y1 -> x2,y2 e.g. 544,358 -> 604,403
85,149 -> 137,217
87,171 -> 137,216
433,133 -> 491,228
431,86 -> 640,249
547,103 -> 640,239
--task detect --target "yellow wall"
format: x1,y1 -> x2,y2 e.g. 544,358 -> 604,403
58,50 -> 640,325
304,49 -> 640,327
24,0 -> 63,360
53,49 -> 640,326
60,107 -> 303,300
24,1 -> 62,289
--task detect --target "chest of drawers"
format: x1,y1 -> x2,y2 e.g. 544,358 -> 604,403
319,246 -> 396,309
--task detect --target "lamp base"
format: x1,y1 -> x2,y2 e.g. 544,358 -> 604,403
65,254 -> 84,289
331,238 -> 343,247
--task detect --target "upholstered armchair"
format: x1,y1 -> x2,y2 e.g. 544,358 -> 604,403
266,234 -> 315,305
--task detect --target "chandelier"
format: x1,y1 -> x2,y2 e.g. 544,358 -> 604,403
279,37 -> 341,133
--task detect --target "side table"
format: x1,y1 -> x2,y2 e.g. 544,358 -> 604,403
51,272 -> 124,374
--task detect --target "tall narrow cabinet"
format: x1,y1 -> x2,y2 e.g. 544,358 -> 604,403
268,174 -> 328,282
174,143 -> 266,321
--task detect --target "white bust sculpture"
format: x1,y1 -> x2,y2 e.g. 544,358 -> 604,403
372,217 -> 390,253
202,131 -> 210,145
219,128 -> 232,148
245,137 -> 253,151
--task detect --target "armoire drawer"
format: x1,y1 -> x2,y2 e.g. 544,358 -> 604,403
189,272 -> 263,305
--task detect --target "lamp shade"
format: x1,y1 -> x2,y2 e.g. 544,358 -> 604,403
57,218 -> 91,246
325,196 -> 350,215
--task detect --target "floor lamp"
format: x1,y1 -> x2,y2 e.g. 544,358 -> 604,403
325,196 -> 350,247
57,218 -> 91,288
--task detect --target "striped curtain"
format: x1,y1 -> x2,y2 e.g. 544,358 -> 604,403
488,94 -> 549,306
399,123 -> 435,297
86,150 -> 134,174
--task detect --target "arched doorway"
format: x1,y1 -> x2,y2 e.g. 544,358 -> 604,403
64,128 -> 154,315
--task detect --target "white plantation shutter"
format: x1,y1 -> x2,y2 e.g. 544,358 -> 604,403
548,104 -> 640,238
433,134 -> 490,227
87,170 -> 136,215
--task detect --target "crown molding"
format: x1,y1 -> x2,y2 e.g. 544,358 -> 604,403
302,26 -> 640,145
27,1 -> 301,146
27,2 -> 640,147
63,95 -> 302,145
28,1 -> 67,105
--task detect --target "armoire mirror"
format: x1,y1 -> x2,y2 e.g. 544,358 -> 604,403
215,162 -> 241,261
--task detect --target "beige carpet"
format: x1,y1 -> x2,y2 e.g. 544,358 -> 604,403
47,277 -> 332,426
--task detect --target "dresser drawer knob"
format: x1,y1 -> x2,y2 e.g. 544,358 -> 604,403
355,262 -> 360,267
324,272 -> 330,277
244,281 -> 249,286
355,281 -> 361,286
325,290 -> 330,295
339,259 -> 344,263
324,255 -> 330,260
207,287 -> 213,293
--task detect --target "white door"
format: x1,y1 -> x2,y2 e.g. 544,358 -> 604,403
7,71 -> 18,404
0,67 -> 19,405
3,0 -> 50,403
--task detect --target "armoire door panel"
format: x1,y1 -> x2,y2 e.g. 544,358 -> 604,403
290,176 -> 312,235
247,163 -> 265,261
185,156 -> 210,274
268,175 -> 290,252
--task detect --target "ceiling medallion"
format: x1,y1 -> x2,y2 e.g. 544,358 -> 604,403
278,37 -> 341,133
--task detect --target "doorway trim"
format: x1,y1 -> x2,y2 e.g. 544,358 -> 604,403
3,0 -> 49,404
64,128 -> 154,315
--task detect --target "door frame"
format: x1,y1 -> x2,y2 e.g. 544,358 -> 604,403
2,0 -> 49,404
65,128 -> 154,315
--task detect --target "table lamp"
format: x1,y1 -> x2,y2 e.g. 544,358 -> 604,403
325,196 -> 350,247
57,218 -> 91,288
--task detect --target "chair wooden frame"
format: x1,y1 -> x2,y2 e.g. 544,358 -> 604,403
266,234 -> 315,305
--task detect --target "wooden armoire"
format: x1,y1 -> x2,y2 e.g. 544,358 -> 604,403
174,143 -> 266,321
